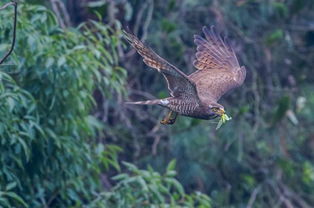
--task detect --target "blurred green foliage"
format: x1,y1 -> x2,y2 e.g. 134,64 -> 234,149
0,1 -> 125,207
88,161 -> 211,208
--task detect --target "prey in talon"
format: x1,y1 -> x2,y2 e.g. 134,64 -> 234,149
124,26 -> 246,127
160,111 -> 178,125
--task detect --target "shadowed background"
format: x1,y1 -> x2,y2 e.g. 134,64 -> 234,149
0,0 -> 314,207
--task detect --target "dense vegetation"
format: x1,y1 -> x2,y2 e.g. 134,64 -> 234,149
0,0 -> 313,207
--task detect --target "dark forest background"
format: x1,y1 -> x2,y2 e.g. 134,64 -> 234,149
0,0 -> 314,207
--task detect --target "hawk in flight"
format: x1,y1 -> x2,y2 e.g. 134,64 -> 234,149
124,26 -> 246,125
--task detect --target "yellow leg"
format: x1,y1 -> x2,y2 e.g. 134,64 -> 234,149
160,111 -> 178,125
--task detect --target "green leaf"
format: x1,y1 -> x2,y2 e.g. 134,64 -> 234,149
272,95 -> 290,125
216,113 -> 232,130
45,57 -> 55,68
166,159 -> 176,172
5,182 -> 17,191
265,29 -> 284,45
3,192 -> 27,207
112,173 -> 128,181
57,56 -> 66,67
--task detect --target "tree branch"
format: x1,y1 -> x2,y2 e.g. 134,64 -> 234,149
246,185 -> 261,208
0,1 -> 17,65
49,0 -> 71,28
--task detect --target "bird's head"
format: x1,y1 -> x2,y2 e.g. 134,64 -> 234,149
208,103 -> 225,118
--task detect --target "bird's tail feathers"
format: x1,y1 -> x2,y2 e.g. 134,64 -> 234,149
125,99 -> 161,105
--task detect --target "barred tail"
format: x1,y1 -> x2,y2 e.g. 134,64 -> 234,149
125,99 -> 161,105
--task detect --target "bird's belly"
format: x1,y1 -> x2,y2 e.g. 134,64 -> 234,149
181,113 -> 216,120
179,107 -> 215,120
166,99 -> 215,120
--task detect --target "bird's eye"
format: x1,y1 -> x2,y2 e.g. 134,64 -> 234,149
211,107 -> 219,112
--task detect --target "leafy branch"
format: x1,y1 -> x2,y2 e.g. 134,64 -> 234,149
0,1 -> 17,65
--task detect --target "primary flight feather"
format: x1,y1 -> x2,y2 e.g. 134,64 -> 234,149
124,26 -> 246,125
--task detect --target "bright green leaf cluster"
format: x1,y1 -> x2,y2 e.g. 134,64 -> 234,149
0,2 -> 125,207
87,161 -> 212,208
216,113 -> 232,130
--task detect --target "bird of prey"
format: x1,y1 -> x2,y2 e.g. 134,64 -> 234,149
124,26 -> 246,125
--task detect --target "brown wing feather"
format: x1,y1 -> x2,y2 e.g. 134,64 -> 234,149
123,30 -> 199,101
189,68 -> 245,101
190,26 -> 246,101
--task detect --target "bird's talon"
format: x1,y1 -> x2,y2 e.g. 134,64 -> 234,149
160,119 -> 167,125
160,111 -> 177,125
160,119 -> 170,125
160,119 -> 176,125
167,119 -> 175,125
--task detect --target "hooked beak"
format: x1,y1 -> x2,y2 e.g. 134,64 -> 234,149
217,108 -> 225,116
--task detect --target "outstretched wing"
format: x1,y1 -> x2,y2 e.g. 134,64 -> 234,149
123,30 -> 199,101
190,26 -> 246,101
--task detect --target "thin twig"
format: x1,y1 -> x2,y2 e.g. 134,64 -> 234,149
279,182 -> 312,208
246,185 -> 261,208
133,1 -> 148,36
0,1 -> 15,10
141,0 -> 154,41
0,1 -> 17,65
107,0 -> 116,27
152,135 -> 161,155
49,0 -> 71,28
